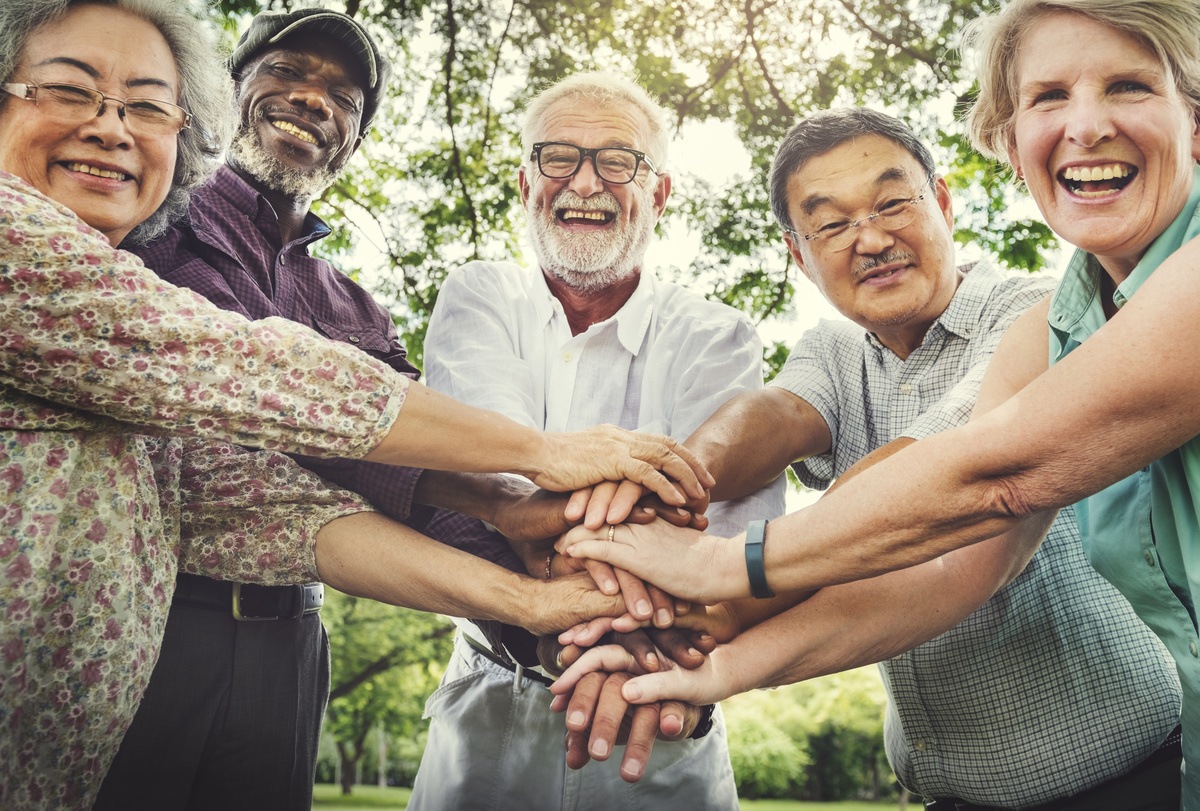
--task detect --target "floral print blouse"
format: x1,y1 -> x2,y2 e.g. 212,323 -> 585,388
0,172 -> 408,810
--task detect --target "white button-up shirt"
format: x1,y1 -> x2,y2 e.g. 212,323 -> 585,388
425,260 -> 786,535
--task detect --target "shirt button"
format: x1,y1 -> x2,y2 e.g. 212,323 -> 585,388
348,336 -> 361,344
914,739 -> 926,752
278,255 -> 287,265
562,352 -> 573,363
1190,641 -> 1198,658
1144,550 -> 1156,567
899,383 -> 912,395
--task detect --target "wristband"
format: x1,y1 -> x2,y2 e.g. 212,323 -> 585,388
744,519 -> 774,599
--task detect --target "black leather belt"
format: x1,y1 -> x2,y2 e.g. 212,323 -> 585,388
174,573 -> 323,621
464,633 -> 554,687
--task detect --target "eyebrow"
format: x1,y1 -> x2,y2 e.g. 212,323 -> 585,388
30,56 -> 176,94
799,166 -> 914,215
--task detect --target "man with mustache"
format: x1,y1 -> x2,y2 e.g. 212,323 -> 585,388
95,9 -> 590,810
570,107 -> 1183,809
410,72 -> 784,808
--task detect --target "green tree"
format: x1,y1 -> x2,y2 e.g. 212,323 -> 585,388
320,591 -> 453,794
212,0 -> 1057,372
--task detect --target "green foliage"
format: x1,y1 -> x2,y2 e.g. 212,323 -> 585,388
723,668 -> 895,801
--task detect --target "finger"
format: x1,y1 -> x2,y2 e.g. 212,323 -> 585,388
583,559 -> 619,595
642,437 -> 715,497
620,703 -> 660,783
583,482 -> 620,530
621,669 -> 708,706
589,673 -> 633,762
623,505 -> 658,525
609,613 -> 652,634
558,616 -> 616,647
646,583 -> 676,629
622,460 -> 687,507
565,729 -> 590,770
652,503 -> 695,528
646,629 -> 704,669
564,671 -> 607,732
559,643 -> 587,670
613,630 -> 660,672
604,481 -> 646,525
688,512 -> 710,531
565,488 -> 592,524
657,700 -> 693,740
549,645 -> 639,696
613,567 -> 654,621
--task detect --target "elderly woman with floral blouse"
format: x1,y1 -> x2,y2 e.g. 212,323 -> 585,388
0,2 -> 714,808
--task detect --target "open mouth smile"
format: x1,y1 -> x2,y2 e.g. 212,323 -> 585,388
557,208 -> 616,225
64,161 -> 131,181
271,119 -> 320,146
1058,162 -> 1137,199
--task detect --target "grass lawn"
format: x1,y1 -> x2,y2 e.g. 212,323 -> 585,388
312,784 -> 899,810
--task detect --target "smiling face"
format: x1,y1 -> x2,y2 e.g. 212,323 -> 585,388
229,32 -> 365,199
783,134 -> 959,357
518,99 -> 670,291
1008,11 -> 1200,280
0,3 -> 179,245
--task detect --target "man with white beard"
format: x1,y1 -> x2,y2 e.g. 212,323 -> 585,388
411,72 -> 784,809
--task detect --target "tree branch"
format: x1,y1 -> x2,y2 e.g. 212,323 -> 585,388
442,0 -> 481,252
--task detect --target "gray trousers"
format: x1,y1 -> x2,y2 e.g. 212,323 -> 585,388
93,599 -> 328,811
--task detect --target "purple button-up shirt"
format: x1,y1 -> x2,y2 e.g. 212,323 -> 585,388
129,165 -> 521,572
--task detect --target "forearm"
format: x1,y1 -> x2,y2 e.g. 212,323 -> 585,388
315,512 -> 622,635
741,514 -> 1052,688
364,381 -> 547,473
685,388 -> 828,502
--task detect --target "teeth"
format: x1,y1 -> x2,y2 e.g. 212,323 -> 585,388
272,121 -> 318,144
1062,163 -> 1131,182
561,209 -> 611,221
65,162 -> 129,180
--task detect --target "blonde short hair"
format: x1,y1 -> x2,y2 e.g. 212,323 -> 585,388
965,0 -> 1200,160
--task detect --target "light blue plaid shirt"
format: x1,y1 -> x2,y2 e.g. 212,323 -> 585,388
771,261 -> 1180,807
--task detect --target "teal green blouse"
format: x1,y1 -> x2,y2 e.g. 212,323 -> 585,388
1048,164 -> 1200,807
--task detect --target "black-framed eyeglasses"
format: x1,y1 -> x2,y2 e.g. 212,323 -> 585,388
531,141 -> 658,185
789,179 -> 934,253
2,81 -> 191,136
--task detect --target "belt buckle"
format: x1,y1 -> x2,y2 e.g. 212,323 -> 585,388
232,583 -> 304,621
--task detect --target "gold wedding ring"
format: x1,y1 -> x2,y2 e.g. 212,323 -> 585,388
606,525 -> 615,543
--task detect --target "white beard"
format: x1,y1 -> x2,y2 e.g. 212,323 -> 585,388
528,188 -> 655,292
229,122 -> 338,200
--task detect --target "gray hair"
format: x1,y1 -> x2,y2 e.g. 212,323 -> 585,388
520,71 -> 671,172
769,108 -> 937,232
965,0 -> 1200,161
0,0 -> 234,243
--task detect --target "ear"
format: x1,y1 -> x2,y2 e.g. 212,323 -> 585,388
1006,139 -> 1023,182
651,172 -> 671,218
518,165 -> 531,207
783,231 -> 815,283
1191,112 -> 1200,163
934,174 -> 954,231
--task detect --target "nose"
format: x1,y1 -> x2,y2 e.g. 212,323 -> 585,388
1064,94 -> 1116,149
567,155 -> 605,197
850,216 -> 896,256
78,101 -> 132,147
287,83 -> 333,119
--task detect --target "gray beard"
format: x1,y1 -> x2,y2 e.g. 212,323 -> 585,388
528,190 -> 654,293
228,126 -> 337,200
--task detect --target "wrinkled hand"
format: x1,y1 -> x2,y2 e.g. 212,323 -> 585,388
491,487 -> 577,542
525,571 -> 627,637
547,631 -> 709,782
550,641 -> 736,708
557,519 -> 737,604
553,548 -> 683,627
531,426 -> 714,508
560,602 -> 735,649
565,481 -> 710,531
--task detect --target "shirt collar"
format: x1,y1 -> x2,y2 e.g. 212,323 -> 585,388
200,165 -> 331,249
533,267 -> 658,356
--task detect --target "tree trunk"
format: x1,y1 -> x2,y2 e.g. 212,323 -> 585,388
377,726 -> 387,788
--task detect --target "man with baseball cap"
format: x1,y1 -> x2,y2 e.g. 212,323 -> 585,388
93,9 -> 541,809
